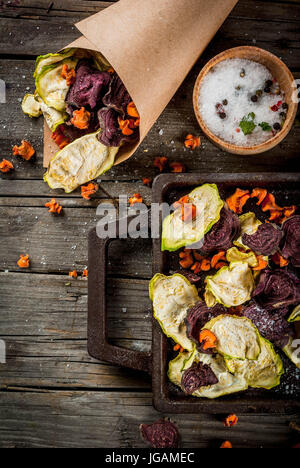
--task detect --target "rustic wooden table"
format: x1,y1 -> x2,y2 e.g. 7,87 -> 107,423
0,0 -> 299,448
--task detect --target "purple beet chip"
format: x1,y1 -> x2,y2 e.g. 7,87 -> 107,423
140,419 -> 180,448
66,61 -> 111,110
97,107 -> 127,147
185,302 -> 226,351
243,300 -> 293,348
253,268 -> 300,309
242,223 -> 282,256
281,215 -> 300,267
176,270 -> 201,284
181,362 -> 218,394
200,207 -> 240,255
103,74 -> 132,118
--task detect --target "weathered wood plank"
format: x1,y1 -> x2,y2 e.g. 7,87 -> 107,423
0,273 -> 152,340
0,390 -> 299,448
0,272 -> 151,388
1,338 -> 151,389
0,0 -> 299,25
0,206 -> 153,275
0,180 -> 152,203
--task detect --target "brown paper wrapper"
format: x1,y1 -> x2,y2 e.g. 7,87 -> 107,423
44,0 -> 238,167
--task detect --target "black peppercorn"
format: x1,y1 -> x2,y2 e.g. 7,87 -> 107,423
280,111 -> 286,118
251,95 -> 258,103
282,103 -> 288,110
240,69 -> 245,78
265,80 -> 273,88
256,90 -> 263,97
222,99 -> 228,106
219,112 -> 226,119
264,87 -> 271,93
273,122 -> 281,131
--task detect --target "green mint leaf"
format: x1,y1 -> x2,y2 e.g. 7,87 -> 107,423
239,113 -> 256,135
259,122 -> 272,131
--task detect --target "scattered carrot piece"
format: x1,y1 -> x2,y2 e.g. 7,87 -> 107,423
142,177 -> 152,187
71,107 -> 91,130
118,117 -> 134,136
211,251 -> 226,268
199,329 -> 217,351
154,156 -> 168,172
184,134 -> 201,150
69,270 -> 78,279
61,64 -> 76,86
268,209 -> 283,223
179,249 -> 194,269
173,195 -> 189,209
45,198 -> 63,215
191,258 -> 211,272
193,251 -> 205,262
82,269 -> 88,278
173,344 -> 180,351
252,255 -> 268,271
127,101 -> 140,118
132,117 -> 140,127
51,126 -> 70,149
215,261 -> 227,270
81,182 -> 99,200
169,162 -> 186,173
220,441 -> 233,448
226,188 -> 250,214
272,252 -> 289,267
107,67 -> 115,74
281,205 -> 297,224
0,159 -> 14,173
179,347 -> 184,353
224,414 -> 239,427
17,254 -> 30,269
200,258 -> 211,271
250,187 -> 268,205
261,193 -> 281,212
13,140 -> 35,161
129,193 -> 143,206
191,262 -> 202,274
181,203 -> 197,223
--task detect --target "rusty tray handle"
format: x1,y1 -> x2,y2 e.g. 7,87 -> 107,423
88,225 -> 152,374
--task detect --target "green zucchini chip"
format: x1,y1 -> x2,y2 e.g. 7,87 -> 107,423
38,98 -> 68,132
34,49 -> 76,78
204,262 -> 255,308
226,247 -> 258,267
283,337 -> 300,369
21,93 -> 42,118
168,349 -> 248,399
204,315 -> 261,360
161,184 -> 223,252
288,304 -> 300,323
225,337 -> 284,389
234,212 -> 262,250
44,132 -> 118,193
149,273 -> 200,351
36,57 -> 78,111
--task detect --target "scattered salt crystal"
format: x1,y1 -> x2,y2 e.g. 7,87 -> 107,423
158,129 -> 164,136
198,58 -> 285,147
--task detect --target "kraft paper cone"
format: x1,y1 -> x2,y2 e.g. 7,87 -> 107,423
44,0 -> 238,167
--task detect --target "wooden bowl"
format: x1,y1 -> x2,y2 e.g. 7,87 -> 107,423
193,46 -> 298,155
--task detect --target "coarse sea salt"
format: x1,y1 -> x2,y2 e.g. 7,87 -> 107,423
198,58 -> 286,147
